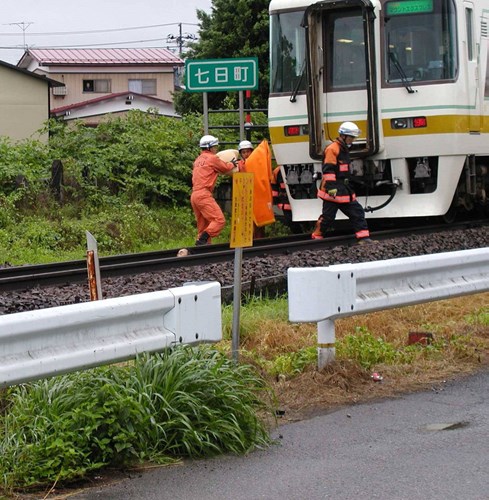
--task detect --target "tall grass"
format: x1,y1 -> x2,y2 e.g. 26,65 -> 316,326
0,346 -> 274,492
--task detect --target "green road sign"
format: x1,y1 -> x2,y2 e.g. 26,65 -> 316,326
185,57 -> 259,92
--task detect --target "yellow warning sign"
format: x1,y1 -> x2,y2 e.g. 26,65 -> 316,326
230,172 -> 254,248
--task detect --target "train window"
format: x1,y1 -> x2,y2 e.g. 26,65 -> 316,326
465,8 -> 474,61
324,9 -> 367,91
383,0 -> 457,85
270,10 -> 307,94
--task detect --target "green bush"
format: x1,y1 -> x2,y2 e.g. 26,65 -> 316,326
0,347 -> 274,492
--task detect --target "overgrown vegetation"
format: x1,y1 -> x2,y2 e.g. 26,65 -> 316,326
0,347 -> 274,493
0,109 -> 269,264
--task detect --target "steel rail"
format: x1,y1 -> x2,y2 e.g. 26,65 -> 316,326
0,219 -> 486,292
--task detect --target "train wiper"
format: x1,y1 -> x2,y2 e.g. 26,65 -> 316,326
290,62 -> 306,103
389,52 -> 416,94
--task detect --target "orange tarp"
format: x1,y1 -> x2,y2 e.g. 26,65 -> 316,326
244,140 -> 275,227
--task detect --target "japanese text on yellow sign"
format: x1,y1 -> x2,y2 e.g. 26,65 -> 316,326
230,173 -> 254,248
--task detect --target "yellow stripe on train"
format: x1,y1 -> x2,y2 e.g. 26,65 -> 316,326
269,114 -> 489,145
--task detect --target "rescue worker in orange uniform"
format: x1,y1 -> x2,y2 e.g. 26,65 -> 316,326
271,166 -> 302,234
236,140 -> 254,171
191,135 -> 238,246
313,122 -> 372,243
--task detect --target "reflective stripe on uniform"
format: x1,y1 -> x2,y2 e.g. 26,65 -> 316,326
278,203 -> 292,210
318,191 -> 356,203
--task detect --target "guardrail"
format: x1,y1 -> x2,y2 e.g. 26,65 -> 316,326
0,281 -> 222,388
288,248 -> 489,369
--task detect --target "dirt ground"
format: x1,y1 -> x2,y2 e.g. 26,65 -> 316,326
265,293 -> 489,423
269,358 -> 488,424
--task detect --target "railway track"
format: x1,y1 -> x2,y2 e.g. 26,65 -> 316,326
0,219 -> 486,293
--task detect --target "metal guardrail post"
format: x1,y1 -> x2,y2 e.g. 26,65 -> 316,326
288,248 -> 489,370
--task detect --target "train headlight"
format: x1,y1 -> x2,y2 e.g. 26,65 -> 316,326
392,118 -> 408,129
391,116 -> 427,129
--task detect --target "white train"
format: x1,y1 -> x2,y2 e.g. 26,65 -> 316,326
268,0 -> 489,223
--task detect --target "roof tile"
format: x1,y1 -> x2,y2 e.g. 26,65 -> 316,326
28,47 -> 183,65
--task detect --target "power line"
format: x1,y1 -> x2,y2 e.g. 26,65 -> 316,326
0,22 -> 198,37
0,35 -> 196,50
36,39 -> 175,48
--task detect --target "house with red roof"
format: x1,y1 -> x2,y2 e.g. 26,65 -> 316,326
17,48 -> 184,123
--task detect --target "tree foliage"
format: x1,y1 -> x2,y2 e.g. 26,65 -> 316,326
44,111 -> 204,207
174,0 -> 270,114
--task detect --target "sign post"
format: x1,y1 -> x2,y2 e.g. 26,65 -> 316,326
86,231 -> 102,301
230,173 -> 254,362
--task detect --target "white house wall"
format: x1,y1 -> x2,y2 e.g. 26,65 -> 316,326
61,95 -> 179,122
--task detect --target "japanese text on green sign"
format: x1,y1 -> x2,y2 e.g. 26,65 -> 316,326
185,58 -> 259,92
385,0 -> 433,16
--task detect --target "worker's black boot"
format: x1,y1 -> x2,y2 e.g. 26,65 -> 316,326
195,231 -> 210,246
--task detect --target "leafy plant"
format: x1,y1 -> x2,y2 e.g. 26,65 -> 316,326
268,347 -> 317,377
0,347 -> 274,492
336,327 -> 406,369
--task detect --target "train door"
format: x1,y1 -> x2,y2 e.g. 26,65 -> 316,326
464,2 -> 481,132
303,0 -> 380,161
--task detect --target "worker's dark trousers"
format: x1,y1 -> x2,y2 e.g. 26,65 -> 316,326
319,199 -> 369,239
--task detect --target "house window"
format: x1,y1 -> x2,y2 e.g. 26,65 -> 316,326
128,79 -> 157,95
83,79 -> 111,93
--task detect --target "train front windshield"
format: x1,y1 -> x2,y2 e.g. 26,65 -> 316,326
270,10 -> 307,94
384,0 -> 458,85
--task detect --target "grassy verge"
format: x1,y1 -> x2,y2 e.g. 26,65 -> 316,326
0,347 -> 274,495
0,202 -> 202,265
222,293 -> 489,420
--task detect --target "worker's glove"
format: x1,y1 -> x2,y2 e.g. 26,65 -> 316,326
229,158 -> 240,173
327,189 -> 338,198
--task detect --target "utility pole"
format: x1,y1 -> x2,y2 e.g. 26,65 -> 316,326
167,23 -> 196,58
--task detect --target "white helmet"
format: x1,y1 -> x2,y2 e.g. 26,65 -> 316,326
199,135 -> 219,148
238,140 -> 253,151
338,122 -> 360,137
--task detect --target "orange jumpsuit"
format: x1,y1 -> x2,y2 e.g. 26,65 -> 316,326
191,149 -> 235,242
